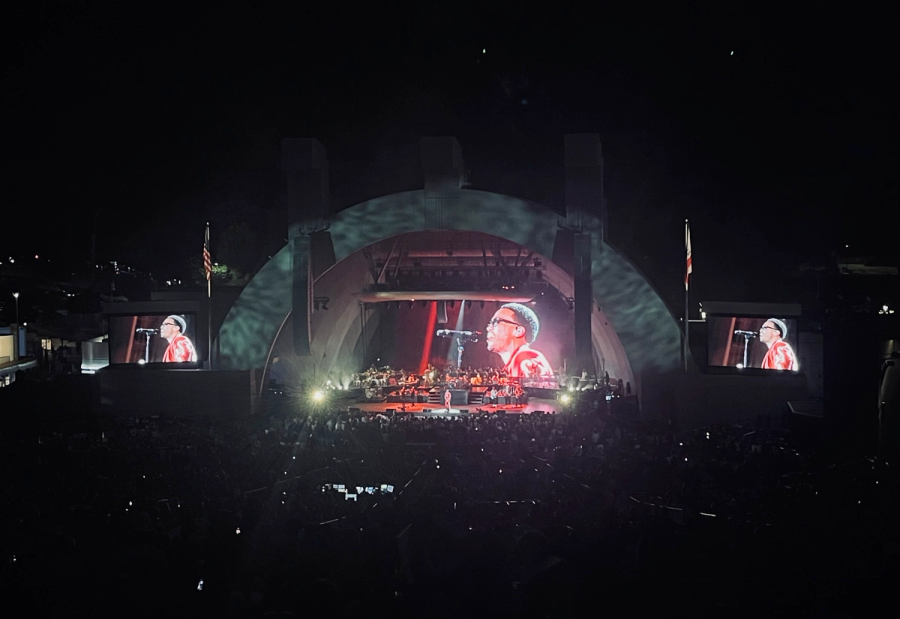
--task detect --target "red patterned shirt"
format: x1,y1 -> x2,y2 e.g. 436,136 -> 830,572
761,340 -> 796,371
503,344 -> 553,378
163,334 -> 197,363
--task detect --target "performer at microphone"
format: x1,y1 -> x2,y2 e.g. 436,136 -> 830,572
758,318 -> 796,371
485,303 -> 553,379
159,315 -> 197,363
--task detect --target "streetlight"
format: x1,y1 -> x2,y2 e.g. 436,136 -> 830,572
12,292 -> 19,324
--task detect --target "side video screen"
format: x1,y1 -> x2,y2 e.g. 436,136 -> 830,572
707,316 -> 799,371
109,314 -> 200,364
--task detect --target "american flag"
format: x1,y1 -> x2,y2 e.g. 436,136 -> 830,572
203,223 -> 212,282
684,220 -> 692,290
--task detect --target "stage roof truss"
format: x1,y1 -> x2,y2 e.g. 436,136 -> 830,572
375,236 -> 401,285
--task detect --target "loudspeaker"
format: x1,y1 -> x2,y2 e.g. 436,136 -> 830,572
292,235 -> 311,356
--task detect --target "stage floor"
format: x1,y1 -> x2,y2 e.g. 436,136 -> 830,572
350,397 -> 561,417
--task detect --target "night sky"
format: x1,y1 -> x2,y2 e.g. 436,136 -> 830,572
6,4 -> 897,310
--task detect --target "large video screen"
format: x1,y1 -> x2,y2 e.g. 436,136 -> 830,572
109,314 -> 200,365
707,316 -> 799,370
376,295 -> 574,387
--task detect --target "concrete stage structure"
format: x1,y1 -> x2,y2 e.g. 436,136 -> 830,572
97,367 -> 259,419
219,135 -> 686,419
98,135 -> 817,428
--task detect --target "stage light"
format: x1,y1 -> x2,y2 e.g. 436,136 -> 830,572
560,394 -> 571,404
312,390 -> 325,402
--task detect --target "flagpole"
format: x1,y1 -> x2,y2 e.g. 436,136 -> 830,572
205,222 -> 213,370
684,218 -> 691,371
207,279 -> 212,370
684,280 -> 689,371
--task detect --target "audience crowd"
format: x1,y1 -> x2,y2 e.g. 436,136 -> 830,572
2,378 -> 897,618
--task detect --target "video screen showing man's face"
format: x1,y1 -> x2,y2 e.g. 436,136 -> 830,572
707,316 -> 798,370
109,314 -> 198,364
382,294 -> 572,380
484,303 -> 554,379
485,307 -> 526,355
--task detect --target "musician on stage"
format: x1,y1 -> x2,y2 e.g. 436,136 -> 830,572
512,382 -> 525,405
485,303 -> 553,379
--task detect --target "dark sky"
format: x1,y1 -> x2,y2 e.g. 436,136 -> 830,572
5,3 -> 897,309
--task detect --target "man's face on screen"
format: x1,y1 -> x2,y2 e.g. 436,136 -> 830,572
486,308 -> 522,354
160,318 -> 180,340
759,321 -> 780,344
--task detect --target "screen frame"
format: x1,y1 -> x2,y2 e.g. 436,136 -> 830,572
701,301 -> 802,376
106,311 -> 204,368
706,315 -> 799,372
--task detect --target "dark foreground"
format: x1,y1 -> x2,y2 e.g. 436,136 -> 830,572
1,378 -> 895,618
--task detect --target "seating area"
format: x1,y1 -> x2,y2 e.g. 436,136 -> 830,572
1,374 -> 896,617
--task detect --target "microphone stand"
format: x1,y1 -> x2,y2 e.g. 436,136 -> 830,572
453,334 -> 479,370
144,332 -> 152,364
741,334 -> 752,368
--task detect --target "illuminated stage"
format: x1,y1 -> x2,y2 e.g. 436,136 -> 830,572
348,397 -> 561,417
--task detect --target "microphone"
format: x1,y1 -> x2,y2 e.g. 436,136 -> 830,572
136,328 -> 159,334
436,329 -> 482,338
734,330 -> 758,338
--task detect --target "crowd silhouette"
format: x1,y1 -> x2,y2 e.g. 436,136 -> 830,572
1,375 -> 896,617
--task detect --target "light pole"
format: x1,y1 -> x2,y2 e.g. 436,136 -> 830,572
12,292 -> 20,361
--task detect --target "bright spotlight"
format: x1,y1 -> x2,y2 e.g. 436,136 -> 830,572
312,390 -> 325,402
560,394 -> 571,404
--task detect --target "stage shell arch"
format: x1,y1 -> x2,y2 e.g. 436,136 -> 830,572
218,189 -> 682,391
